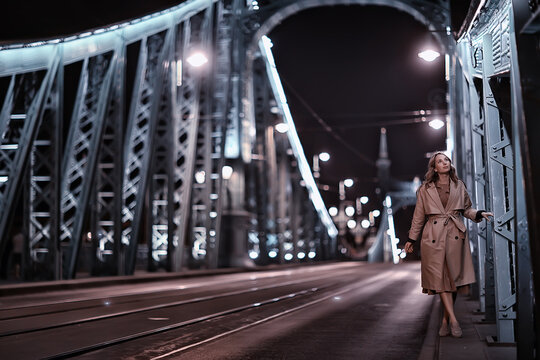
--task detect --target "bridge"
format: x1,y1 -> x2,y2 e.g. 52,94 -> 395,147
0,0 -> 538,358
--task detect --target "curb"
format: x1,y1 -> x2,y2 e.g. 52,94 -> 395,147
418,295 -> 441,360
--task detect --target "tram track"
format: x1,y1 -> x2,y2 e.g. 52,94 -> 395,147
0,266 -> 360,337
44,270 -> 395,360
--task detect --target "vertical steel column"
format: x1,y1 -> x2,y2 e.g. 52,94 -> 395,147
59,52 -> 116,278
122,30 -> 171,275
172,10 -> 211,271
148,35 -> 175,272
508,9 -> 534,358
482,33 -> 516,343
206,0 -> 234,269
91,43 -> 125,276
187,5 -> 215,269
463,44 -> 493,315
510,8 -> 540,352
0,60 -> 58,276
25,58 -> 63,280
265,126 -> 279,262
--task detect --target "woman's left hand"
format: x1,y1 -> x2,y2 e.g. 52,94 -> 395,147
482,212 -> 494,222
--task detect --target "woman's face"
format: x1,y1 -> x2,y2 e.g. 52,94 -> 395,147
434,154 -> 451,174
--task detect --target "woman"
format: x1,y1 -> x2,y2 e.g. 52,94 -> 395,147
403,152 -> 492,338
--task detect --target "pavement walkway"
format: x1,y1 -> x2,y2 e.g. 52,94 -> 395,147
420,292 -> 516,360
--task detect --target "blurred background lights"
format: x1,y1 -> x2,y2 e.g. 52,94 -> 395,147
372,209 -> 381,217
221,165 -> 233,180
297,252 -> 305,259
195,170 -> 205,184
275,123 -> 289,133
268,250 -> 278,258
284,253 -> 293,261
345,206 -> 355,217
343,178 -> 354,187
186,52 -> 208,67
249,250 -> 259,259
361,219 -> 371,229
308,251 -> 316,259
347,219 -> 357,229
360,196 -> 369,204
328,206 -> 338,217
429,119 -> 445,130
418,49 -> 440,62
319,152 -> 330,162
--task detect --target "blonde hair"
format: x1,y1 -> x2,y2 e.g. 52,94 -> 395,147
423,152 -> 459,185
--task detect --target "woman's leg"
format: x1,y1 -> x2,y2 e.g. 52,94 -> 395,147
439,292 -> 458,324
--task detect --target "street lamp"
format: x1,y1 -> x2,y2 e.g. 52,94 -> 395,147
186,52 -> 209,67
319,152 -> 330,162
428,118 -> 445,130
418,49 -> 440,62
275,123 -> 289,133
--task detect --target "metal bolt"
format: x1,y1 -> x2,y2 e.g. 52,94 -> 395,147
497,220 -> 502,224
502,313 -> 508,318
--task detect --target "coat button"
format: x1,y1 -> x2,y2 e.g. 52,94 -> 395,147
434,221 -> 437,224
455,236 -> 458,239
432,240 -> 435,243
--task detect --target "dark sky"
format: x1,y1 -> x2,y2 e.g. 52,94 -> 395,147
268,5 -> 447,213
1,1 -> 469,243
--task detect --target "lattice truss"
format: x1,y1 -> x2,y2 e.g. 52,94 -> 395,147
0,0 -> 340,280
456,0 -> 518,344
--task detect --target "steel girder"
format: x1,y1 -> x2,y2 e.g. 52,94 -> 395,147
0,57 -> 59,278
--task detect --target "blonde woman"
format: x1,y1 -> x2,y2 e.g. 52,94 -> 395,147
404,152 -> 492,337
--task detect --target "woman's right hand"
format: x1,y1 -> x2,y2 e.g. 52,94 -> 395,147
404,241 -> 414,253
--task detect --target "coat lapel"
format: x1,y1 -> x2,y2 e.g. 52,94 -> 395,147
426,183 -> 445,213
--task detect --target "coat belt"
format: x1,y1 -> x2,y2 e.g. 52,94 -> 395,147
428,213 -> 466,233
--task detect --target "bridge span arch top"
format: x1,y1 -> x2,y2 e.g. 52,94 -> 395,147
245,0 -> 451,61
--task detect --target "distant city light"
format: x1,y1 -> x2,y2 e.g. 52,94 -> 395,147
360,196 -> 369,204
308,251 -> 316,259
429,119 -> 445,130
372,209 -> 381,217
347,219 -> 357,229
222,165 -> 233,180
343,178 -> 354,188
319,152 -> 330,162
284,253 -> 294,261
328,207 -> 338,217
345,206 -> 355,217
418,49 -> 440,62
186,52 -> 208,67
361,219 -> 371,229
275,123 -> 289,133
249,250 -> 259,259
297,252 -> 306,259
268,250 -> 278,258
195,171 -> 205,184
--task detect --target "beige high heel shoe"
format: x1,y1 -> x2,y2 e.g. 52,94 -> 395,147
450,322 -> 462,338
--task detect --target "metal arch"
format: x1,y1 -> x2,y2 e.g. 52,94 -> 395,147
243,0 -> 450,60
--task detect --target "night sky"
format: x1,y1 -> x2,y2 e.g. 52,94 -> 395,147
1,1 -> 469,245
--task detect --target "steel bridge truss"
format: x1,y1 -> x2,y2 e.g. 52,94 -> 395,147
0,0 -> 337,280
455,0 -> 537,355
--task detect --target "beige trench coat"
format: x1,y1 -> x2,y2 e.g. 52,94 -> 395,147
408,180 -> 480,291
